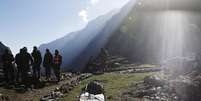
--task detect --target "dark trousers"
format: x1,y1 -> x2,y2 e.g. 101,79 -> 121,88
44,65 -> 51,79
32,64 -> 41,79
21,71 -> 32,89
3,64 -> 14,84
53,64 -> 60,82
21,65 -> 31,88
16,67 -> 22,82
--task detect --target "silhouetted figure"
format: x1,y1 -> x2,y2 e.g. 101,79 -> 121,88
2,49 -> 14,84
15,49 -> 23,83
53,50 -> 62,82
43,49 -> 53,81
20,47 -> 33,88
31,46 -> 42,80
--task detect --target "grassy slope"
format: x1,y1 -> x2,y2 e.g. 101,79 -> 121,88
63,72 -> 155,101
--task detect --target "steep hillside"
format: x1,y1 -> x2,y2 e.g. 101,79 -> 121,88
105,0 -> 201,63
39,10 -> 120,70
69,0 -> 135,71
40,0 -> 201,71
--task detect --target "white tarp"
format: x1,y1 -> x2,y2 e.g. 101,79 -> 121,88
80,92 -> 105,101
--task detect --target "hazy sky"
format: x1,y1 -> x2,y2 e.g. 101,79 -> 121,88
0,0 -> 130,54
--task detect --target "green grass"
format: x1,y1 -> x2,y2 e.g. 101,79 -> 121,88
63,72 -> 156,101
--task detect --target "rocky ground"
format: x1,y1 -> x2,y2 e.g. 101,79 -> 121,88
121,69 -> 201,101
0,66 -> 198,101
0,63 -> 162,101
0,73 -> 92,101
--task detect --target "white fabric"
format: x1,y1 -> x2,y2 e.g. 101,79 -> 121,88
80,92 -> 105,101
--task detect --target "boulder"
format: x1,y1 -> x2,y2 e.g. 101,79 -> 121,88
85,81 -> 104,95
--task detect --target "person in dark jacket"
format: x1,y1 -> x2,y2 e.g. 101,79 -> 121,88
15,49 -> 23,83
2,49 -> 14,84
31,46 -> 42,80
53,50 -> 62,82
21,47 -> 33,87
43,49 -> 53,81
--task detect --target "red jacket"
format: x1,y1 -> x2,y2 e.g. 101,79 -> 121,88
54,54 -> 62,65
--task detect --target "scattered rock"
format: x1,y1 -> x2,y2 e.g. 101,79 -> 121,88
144,75 -> 166,87
15,85 -> 27,93
122,75 -> 180,101
0,93 -> 11,101
40,73 -> 93,101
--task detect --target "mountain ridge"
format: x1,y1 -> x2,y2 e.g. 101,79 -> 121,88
39,9 -> 121,70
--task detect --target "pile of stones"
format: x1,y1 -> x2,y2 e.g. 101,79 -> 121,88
40,73 -> 92,101
60,73 -> 73,81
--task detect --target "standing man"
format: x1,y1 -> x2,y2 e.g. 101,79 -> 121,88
2,49 -> 14,84
21,47 -> 33,88
31,46 -> 42,80
53,50 -> 62,82
15,49 -> 23,83
43,49 -> 53,81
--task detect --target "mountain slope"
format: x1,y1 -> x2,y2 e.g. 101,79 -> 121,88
39,10 -> 120,70
105,0 -> 201,64
69,0 -> 135,71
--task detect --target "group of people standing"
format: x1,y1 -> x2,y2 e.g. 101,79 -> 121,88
1,46 -> 62,86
